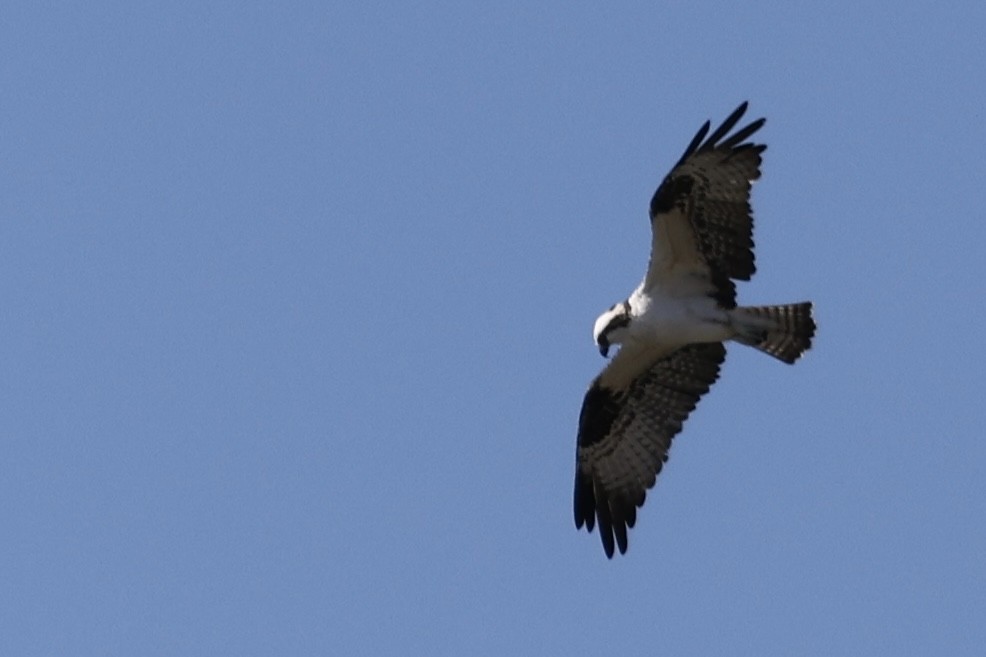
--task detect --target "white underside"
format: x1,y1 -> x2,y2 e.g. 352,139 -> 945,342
597,284 -> 736,389
626,284 -> 733,348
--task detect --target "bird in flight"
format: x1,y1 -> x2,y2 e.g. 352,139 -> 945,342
574,102 -> 816,558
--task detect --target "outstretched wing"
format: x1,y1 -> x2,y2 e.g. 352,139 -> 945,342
645,102 -> 766,308
574,342 -> 727,558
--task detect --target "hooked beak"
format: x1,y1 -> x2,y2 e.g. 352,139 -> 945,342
597,337 -> 610,358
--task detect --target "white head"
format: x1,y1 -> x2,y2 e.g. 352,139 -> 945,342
592,301 -> 632,357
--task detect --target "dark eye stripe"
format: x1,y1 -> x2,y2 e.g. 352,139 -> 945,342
604,313 -> 631,335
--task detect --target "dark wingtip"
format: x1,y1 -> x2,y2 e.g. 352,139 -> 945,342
574,472 -> 596,531
671,101 -> 762,171
701,101 -> 750,151
721,117 -> 766,150
613,521 -> 628,556
595,494 -> 616,558
676,119 -> 711,166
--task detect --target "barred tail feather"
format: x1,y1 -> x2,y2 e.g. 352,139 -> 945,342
735,302 -> 815,364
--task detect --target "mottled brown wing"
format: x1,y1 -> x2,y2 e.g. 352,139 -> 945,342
646,102 -> 766,308
574,342 -> 727,558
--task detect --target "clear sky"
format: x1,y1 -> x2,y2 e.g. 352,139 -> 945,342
2,2 -> 985,655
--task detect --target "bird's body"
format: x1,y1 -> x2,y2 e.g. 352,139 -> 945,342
574,102 -> 816,558
628,286 -> 733,347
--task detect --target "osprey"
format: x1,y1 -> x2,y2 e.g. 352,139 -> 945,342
574,102 -> 816,558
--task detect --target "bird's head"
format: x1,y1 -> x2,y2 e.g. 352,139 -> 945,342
592,301 -> 632,358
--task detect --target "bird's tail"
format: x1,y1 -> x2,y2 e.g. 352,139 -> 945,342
732,302 -> 815,364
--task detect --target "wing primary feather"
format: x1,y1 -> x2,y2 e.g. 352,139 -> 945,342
595,490 -> 616,559
719,117 -> 766,149
700,101 -> 748,150
625,505 -> 637,529
675,120 -> 711,167
574,471 -> 596,531
612,514 -> 629,555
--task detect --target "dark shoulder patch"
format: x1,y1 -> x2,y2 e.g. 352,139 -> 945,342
650,175 -> 693,217
576,379 -> 623,449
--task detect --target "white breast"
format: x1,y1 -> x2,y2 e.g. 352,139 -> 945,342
628,286 -> 732,348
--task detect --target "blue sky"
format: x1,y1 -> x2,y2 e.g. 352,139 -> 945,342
2,2 -> 985,655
